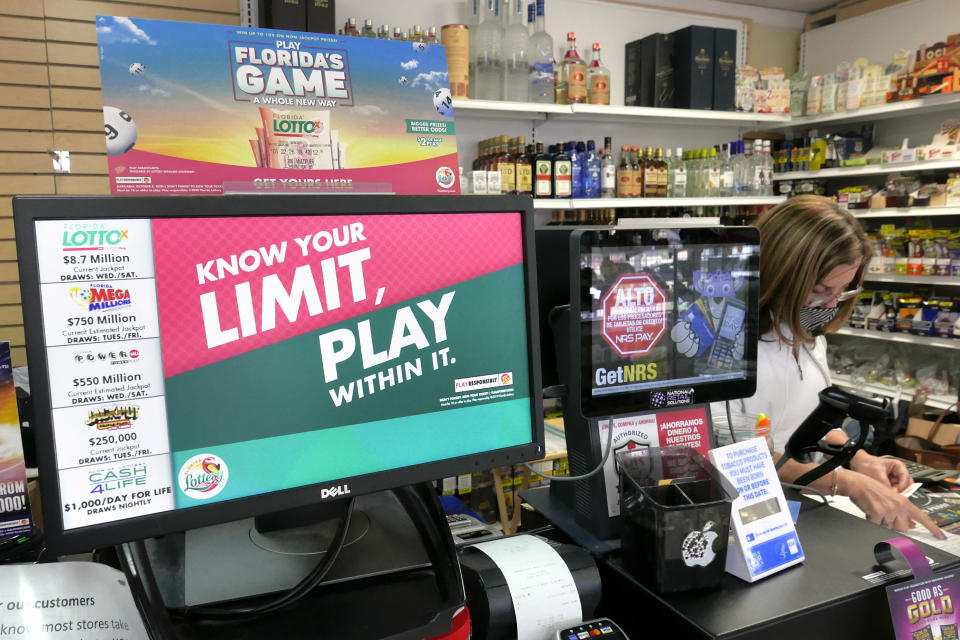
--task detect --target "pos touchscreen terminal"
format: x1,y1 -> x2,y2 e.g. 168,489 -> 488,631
545,226 -> 760,545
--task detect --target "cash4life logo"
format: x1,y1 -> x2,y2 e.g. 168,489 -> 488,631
178,454 -> 228,499
85,405 -> 140,430
61,224 -> 129,251
69,284 -> 131,311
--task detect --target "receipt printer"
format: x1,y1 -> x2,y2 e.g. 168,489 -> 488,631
459,536 -> 602,640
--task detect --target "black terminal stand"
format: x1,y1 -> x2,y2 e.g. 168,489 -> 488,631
118,483 -> 464,639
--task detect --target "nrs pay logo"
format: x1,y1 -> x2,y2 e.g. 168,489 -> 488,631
454,372 -> 514,393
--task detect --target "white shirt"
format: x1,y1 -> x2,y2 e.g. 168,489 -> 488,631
715,324 -> 832,452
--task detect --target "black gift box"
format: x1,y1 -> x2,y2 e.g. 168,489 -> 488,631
261,0 -> 307,31
672,25 -> 714,110
625,33 -> 674,108
713,28 -> 737,111
306,0 -> 336,34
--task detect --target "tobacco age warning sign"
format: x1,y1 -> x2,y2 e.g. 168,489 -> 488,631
601,273 -> 667,357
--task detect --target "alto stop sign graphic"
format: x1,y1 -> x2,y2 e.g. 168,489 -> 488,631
601,273 -> 668,356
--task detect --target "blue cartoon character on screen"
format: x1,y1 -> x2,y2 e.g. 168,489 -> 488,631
670,268 -> 746,368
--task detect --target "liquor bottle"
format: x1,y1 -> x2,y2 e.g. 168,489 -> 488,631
586,43 -> 610,105
616,145 -> 632,197
467,0 -> 479,97
570,141 -> 584,198
718,143 -> 733,197
345,18 -> 360,37
583,140 -> 601,198
643,146 -> 657,198
471,139 -> 489,194
528,0 -> 554,104
487,138 -> 502,194
411,25 -> 425,42
559,32 -> 586,104
534,141 -> 552,198
762,140 -> 774,196
751,139 -> 764,195
655,148 -> 668,197
665,148 -> 675,197
498,136 -> 517,194
552,142 -> 572,198
631,146 -> 643,197
601,136 -> 616,197
378,24 -> 390,39
672,147 -> 687,198
738,140 -> 753,195
427,26 -> 440,45
501,0 -> 530,101
474,0 -> 504,100
707,147 -> 720,197
516,136 -> 533,196
362,19 -> 377,38
392,26 -> 404,40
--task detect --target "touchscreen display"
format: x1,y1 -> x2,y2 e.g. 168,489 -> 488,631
576,227 -> 759,416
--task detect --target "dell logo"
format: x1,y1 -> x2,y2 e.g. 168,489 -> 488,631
320,484 -> 351,499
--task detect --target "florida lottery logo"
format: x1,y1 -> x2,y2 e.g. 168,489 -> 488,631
178,454 -> 228,499
435,166 -> 456,189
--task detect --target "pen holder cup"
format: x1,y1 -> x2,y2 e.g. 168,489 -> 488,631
618,446 -> 736,593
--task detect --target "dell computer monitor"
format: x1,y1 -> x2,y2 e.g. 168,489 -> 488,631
14,194 -> 543,554
573,227 -> 760,418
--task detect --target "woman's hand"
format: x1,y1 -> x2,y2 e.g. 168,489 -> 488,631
849,450 -> 912,491
841,470 -> 943,538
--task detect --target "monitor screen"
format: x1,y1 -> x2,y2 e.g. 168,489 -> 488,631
573,227 -> 759,417
15,194 -> 543,553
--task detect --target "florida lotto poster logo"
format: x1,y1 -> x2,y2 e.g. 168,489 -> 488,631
178,454 -> 228,499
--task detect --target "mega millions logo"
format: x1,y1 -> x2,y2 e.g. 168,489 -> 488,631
69,284 -> 131,311
85,405 -> 140,430
62,226 -> 129,251
178,454 -> 228,499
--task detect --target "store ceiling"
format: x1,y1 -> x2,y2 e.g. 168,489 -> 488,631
727,0 -> 836,12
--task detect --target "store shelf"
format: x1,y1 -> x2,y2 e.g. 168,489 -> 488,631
852,206 -> 960,218
834,326 -> 960,350
452,99 -> 791,126
531,196 -> 785,210
773,158 -> 960,181
785,93 -> 960,129
832,374 -> 956,411
863,274 -> 960,286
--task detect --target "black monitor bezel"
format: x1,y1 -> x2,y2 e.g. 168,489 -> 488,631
14,194 -> 544,554
572,226 -> 760,418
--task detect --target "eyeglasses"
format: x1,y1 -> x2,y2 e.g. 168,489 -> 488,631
806,285 -> 863,307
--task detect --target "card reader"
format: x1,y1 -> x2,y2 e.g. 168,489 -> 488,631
555,618 -> 629,639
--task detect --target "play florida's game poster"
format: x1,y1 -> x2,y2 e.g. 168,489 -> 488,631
96,16 -> 459,195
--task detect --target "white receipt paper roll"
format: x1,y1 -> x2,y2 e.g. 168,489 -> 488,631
474,535 -> 583,640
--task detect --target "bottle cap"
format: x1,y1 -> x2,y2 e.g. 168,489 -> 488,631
567,31 -> 576,39
592,42 -> 601,50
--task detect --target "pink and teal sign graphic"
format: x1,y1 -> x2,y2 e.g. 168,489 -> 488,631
96,16 -> 459,195
150,213 -> 531,506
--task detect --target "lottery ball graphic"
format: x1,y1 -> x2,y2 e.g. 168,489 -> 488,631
103,106 -> 137,156
433,87 -> 453,117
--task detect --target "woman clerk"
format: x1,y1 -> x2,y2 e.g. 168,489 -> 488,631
734,195 -> 943,537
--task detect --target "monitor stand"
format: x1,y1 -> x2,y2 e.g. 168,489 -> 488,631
145,490 -> 433,607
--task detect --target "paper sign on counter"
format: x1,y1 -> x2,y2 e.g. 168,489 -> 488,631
0,561 -> 148,639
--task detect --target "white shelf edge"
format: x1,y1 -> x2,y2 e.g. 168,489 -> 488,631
773,158 -> 960,181
834,326 -> 960,350
568,103 -> 790,124
452,98 -> 571,116
786,93 -> 960,128
832,374 -> 955,410
532,196 -> 785,210
863,274 -> 960,286
853,206 -> 960,218
617,217 -> 722,228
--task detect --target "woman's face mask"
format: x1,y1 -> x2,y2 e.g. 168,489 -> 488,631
800,305 -> 839,334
